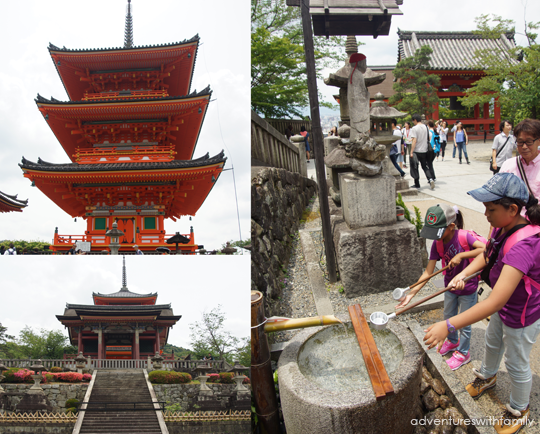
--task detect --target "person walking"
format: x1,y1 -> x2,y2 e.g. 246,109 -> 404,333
390,119 -> 406,178
423,172 -> 540,434
453,121 -> 470,164
133,245 -> 144,255
300,126 -> 311,163
410,114 -> 436,190
491,120 -> 516,174
429,120 -> 441,162
438,121 -> 449,161
402,121 -> 412,168
3,243 -> 17,255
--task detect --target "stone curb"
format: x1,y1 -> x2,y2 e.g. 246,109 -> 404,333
299,229 -> 334,316
407,320 -> 494,434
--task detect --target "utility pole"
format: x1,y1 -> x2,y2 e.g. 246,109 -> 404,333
299,0 -> 337,283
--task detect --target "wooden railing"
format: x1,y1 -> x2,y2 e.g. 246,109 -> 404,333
83,89 -> 169,101
52,232 -> 195,250
73,145 -> 176,164
251,110 -> 307,176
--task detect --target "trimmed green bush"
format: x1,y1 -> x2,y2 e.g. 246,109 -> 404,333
50,367 -> 63,373
65,399 -> 80,409
148,370 -> 192,384
219,372 -> 234,384
65,407 -> 77,414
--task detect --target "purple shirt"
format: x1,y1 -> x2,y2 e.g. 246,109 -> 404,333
429,230 -> 479,296
489,228 -> 540,328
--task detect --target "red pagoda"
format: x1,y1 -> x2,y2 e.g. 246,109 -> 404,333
0,190 -> 28,213
56,257 -> 180,360
20,0 -> 226,253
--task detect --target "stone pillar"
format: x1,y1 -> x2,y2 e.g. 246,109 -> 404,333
134,328 -> 140,360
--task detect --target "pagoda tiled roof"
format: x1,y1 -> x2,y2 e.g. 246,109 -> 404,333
48,35 -> 199,53
93,289 -> 157,298
48,35 -> 200,99
65,303 -> 171,310
397,30 -> 518,70
35,85 -> 211,106
20,150 -> 226,173
0,190 -> 28,212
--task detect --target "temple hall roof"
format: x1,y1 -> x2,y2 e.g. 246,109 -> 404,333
397,30 -> 518,70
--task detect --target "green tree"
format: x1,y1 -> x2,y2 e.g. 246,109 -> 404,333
235,337 -> 251,369
18,327 -> 75,359
0,323 -> 15,358
460,14 -> 540,121
390,45 -> 440,117
189,305 -> 246,363
251,0 -> 346,118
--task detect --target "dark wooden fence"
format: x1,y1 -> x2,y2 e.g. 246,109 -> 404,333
251,111 -> 307,176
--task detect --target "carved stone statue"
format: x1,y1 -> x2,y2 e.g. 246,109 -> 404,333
348,53 -> 370,141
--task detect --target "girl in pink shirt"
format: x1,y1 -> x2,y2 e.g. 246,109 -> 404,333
423,172 -> 540,433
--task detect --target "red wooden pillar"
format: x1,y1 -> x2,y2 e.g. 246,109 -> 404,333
98,329 -> 103,359
494,97 -> 501,134
155,328 -> 160,354
78,330 -> 83,354
483,102 -> 490,132
134,328 -> 140,360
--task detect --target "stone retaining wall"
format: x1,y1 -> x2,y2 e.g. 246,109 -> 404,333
2,383 -> 88,412
251,167 -> 318,316
166,420 -> 250,433
0,424 -> 74,434
153,384 -> 246,411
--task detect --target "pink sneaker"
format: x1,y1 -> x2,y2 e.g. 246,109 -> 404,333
439,340 -> 459,355
446,351 -> 471,370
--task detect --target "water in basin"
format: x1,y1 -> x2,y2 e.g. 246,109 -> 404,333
297,323 -> 404,392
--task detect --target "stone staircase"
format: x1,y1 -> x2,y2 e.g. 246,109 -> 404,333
78,370 -> 164,434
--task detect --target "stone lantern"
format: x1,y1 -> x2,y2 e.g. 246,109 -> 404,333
0,360 -> 8,392
75,352 -> 87,374
228,361 -> 249,393
105,221 -> 124,255
220,242 -> 237,255
28,360 -> 46,394
194,363 -> 213,395
151,352 -> 164,370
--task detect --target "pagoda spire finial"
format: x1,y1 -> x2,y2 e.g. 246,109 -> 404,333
121,255 -> 128,291
124,0 -> 134,48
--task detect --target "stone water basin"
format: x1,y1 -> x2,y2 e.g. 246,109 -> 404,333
278,317 -> 423,434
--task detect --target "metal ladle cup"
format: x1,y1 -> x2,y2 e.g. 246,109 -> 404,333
392,286 -> 410,301
369,312 -> 396,330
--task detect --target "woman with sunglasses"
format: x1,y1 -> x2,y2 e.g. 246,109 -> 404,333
500,119 -> 540,209
423,172 -> 540,434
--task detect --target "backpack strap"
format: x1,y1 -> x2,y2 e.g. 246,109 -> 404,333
435,239 -> 446,272
457,230 -> 470,253
520,277 -> 540,326
503,225 -> 540,256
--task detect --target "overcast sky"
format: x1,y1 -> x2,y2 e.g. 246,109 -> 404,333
0,0 -> 250,252
318,0 -> 540,108
0,256 -> 250,351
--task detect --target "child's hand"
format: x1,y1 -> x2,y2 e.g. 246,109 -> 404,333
449,273 -> 466,291
395,294 -> 414,310
449,254 -> 462,269
423,321 -> 449,351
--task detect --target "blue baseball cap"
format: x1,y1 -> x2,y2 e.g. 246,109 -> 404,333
467,173 -> 529,203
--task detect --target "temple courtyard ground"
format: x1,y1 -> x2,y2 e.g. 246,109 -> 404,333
272,139 -> 540,433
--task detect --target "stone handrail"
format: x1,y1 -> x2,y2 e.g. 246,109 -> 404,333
251,110 -> 307,176
1,358 -> 226,371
